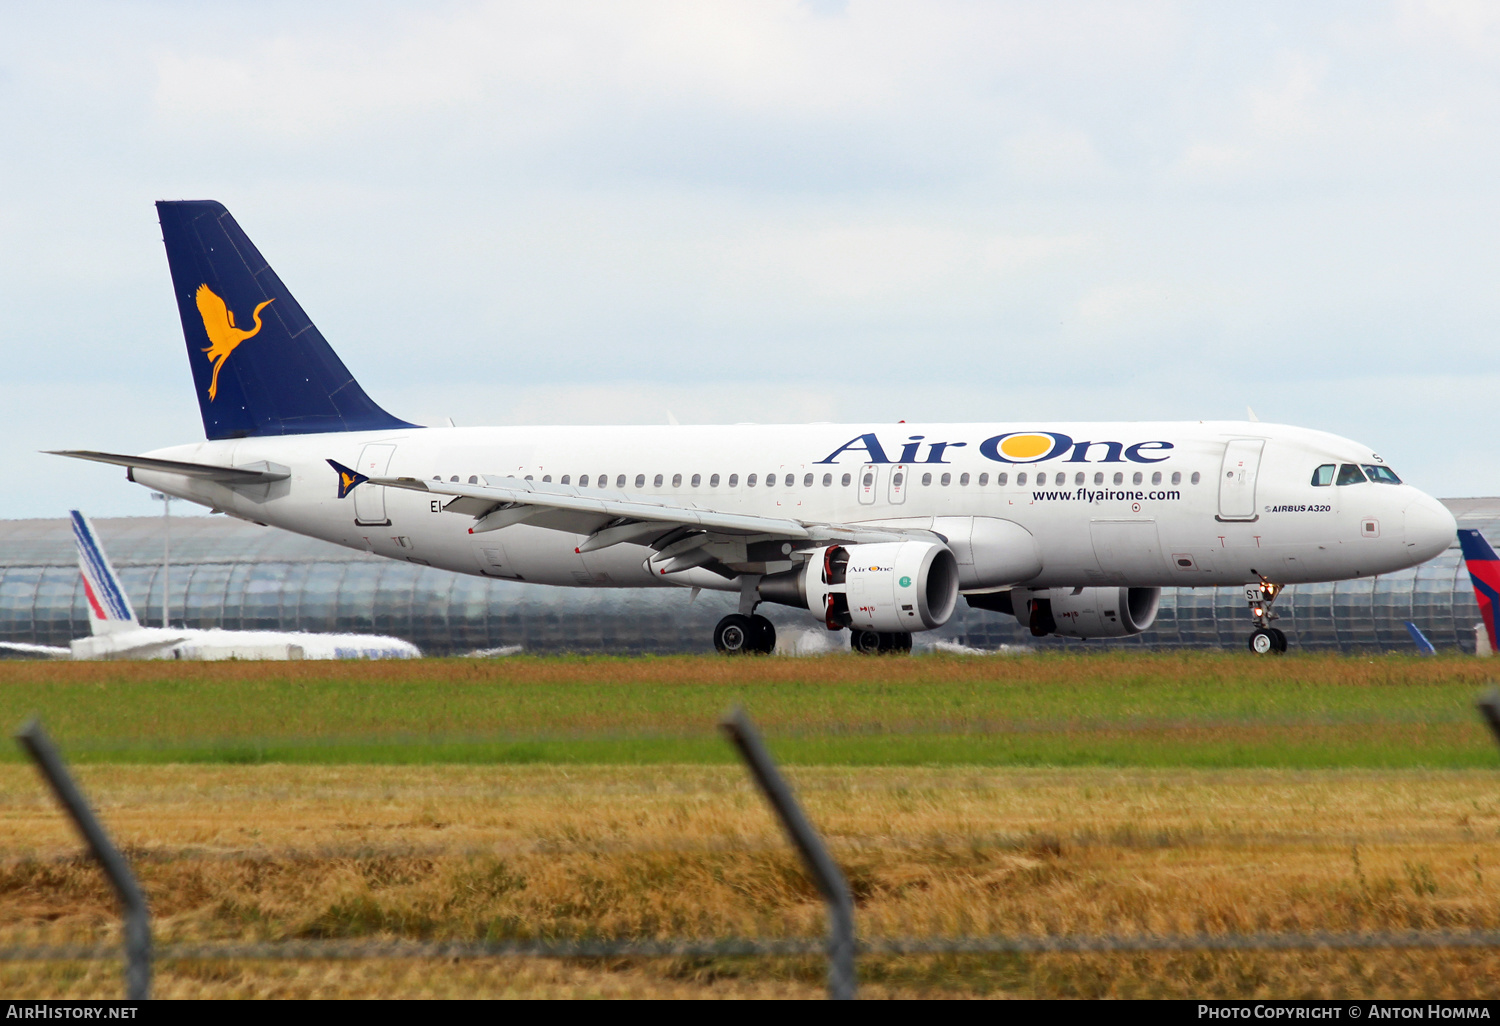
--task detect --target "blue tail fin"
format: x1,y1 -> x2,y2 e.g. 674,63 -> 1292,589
1403,620 -> 1437,655
156,200 -> 417,440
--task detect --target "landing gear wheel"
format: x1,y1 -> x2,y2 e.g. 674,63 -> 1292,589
850,629 -> 884,654
880,632 -> 913,654
714,614 -> 756,655
749,614 -> 777,655
1269,627 -> 1287,653
1248,628 -> 1283,655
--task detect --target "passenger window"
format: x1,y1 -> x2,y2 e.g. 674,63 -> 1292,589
616,474 -> 626,488
978,473 -> 989,486
578,475 -> 588,487
1132,472 -> 1143,486
671,473 -> 681,487
842,473 -> 852,487
728,474 -> 738,487
560,475 -> 570,485
960,472 -> 970,486
691,473 -> 700,487
1336,464 -> 1367,486
997,473 -> 1007,485
1094,472 -> 1104,485
1363,464 -> 1401,485
861,471 -> 873,487
1035,472 -> 1047,486
1171,471 -> 1181,486
1151,472 -> 1161,486
1190,472 -> 1200,485
803,473 -> 813,487
1073,472 -> 1083,486
748,474 -> 758,487
892,471 -> 904,487
822,473 -> 832,486
709,474 -> 720,487
636,474 -> 646,488
471,475 -> 481,484
542,475 -> 552,483
940,473 -> 951,486
922,472 -> 933,486
450,475 -> 459,482
1017,472 -> 1027,486
653,474 -> 663,487
1310,464 -> 1335,487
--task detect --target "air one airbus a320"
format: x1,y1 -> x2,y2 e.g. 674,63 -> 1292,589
53,202 -> 1458,656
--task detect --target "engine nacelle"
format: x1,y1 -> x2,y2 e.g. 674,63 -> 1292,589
969,586 -> 1161,639
760,541 -> 960,633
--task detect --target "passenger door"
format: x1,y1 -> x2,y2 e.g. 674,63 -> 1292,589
353,443 -> 396,526
857,464 -> 880,505
1217,439 -> 1264,522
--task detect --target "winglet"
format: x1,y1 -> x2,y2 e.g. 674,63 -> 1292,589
327,459 -> 368,499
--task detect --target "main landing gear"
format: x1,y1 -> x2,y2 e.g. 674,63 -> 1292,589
1245,574 -> 1287,655
714,613 -> 777,655
850,629 -> 913,655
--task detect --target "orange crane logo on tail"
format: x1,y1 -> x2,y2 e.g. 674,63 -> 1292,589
195,284 -> 274,401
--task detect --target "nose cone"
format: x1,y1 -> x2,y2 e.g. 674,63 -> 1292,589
1403,494 -> 1457,565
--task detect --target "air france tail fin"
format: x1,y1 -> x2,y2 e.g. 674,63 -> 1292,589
1459,528 -> 1499,655
69,510 -> 138,635
155,200 -> 417,440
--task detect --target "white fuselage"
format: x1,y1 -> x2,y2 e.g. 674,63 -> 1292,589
70,626 -> 421,661
127,421 -> 1456,611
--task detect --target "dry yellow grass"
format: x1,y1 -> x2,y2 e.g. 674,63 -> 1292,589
2,764 -> 1500,998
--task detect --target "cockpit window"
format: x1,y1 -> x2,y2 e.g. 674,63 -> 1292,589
1310,464 -> 1335,487
1362,464 -> 1401,485
1336,463 -> 1367,485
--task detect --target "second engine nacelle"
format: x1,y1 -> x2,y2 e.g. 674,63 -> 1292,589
968,586 -> 1161,639
760,541 -> 960,633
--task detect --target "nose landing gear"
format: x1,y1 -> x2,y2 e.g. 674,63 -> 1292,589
1245,574 -> 1287,655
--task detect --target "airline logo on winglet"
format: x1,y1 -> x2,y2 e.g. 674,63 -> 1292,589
327,459 -> 368,498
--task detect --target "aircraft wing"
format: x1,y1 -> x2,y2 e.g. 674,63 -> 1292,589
0,641 -> 70,659
370,474 -> 934,576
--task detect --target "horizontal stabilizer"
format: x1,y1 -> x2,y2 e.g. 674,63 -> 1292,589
48,450 -> 289,485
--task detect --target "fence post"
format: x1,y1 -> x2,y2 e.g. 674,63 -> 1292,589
15,719 -> 151,1000
719,707 -> 855,1000
1478,688 -> 1500,750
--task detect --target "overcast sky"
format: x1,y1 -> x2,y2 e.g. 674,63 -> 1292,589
2,1 -> 1498,518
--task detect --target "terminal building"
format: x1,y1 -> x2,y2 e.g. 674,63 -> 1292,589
0,501 -> 1493,655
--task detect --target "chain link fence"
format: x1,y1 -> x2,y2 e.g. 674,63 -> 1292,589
8,696 -> 1500,999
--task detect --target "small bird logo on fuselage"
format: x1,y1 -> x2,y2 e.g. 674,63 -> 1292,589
196,284 -> 274,401
326,460 -> 369,499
